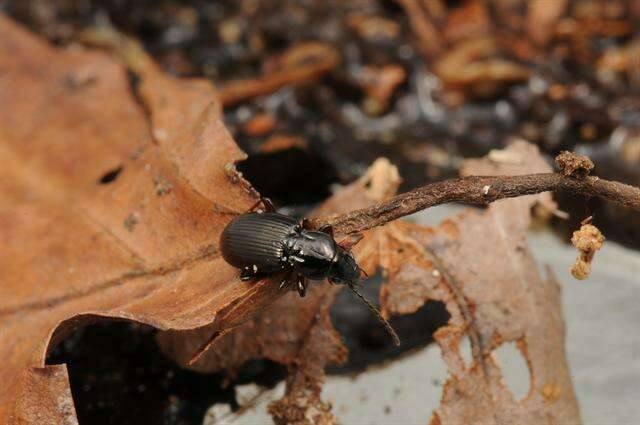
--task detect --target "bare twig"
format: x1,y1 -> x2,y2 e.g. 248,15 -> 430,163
315,171 -> 640,236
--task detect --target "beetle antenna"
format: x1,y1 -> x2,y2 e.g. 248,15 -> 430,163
347,283 -> 400,346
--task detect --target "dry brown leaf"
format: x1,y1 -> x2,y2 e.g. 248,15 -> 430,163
442,0 -> 492,43
433,37 -> 532,98
259,135 -> 309,154
597,40 -> 640,86
346,14 -> 400,41
349,142 -> 579,423
219,42 -> 340,107
527,0 -> 568,45
241,112 -> 277,137
357,65 -> 406,116
159,282 -> 346,424
426,143 -> 577,423
396,0 -> 443,57
0,14 -> 289,423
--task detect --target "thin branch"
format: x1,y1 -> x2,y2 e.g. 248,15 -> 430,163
315,173 -> 640,236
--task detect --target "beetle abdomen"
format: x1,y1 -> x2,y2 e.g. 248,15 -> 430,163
220,212 -> 298,271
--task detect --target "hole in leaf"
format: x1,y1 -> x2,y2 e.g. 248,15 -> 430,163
459,334 -> 473,367
237,148 -> 339,206
98,166 -> 123,185
46,321 -> 286,425
328,272 -> 450,374
492,340 -> 531,401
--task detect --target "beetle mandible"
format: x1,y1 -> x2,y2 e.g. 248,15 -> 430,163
220,198 -> 400,345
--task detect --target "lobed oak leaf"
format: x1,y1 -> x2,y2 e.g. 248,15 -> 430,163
323,141 -> 579,423
0,14 -> 284,424
369,141 -> 579,424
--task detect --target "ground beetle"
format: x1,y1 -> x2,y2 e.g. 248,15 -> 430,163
220,198 -> 400,345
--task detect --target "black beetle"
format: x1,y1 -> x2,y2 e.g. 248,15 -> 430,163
220,198 -> 399,345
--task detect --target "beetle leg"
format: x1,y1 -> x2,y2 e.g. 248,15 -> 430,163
240,264 -> 262,281
296,275 -> 308,298
290,255 -> 305,264
240,266 -> 255,281
279,269 -> 293,290
247,197 -> 276,214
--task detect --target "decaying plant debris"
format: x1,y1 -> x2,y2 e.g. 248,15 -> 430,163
0,14 -> 264,423
570,222 -> 605,280
2,9 -> 640,425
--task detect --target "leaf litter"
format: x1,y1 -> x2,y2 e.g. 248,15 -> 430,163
321,141 -> 579,423
161,142 -> 580,424
0,13 -> 580,425
0,13 -> 276,424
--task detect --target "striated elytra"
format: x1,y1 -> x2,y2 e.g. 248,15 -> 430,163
220,199 -> 359,298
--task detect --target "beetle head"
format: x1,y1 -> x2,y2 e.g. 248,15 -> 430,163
328,248 -> 360,284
